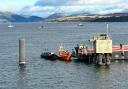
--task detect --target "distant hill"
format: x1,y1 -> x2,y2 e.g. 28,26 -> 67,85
93,16 -> 128,22
1,11 -> 128,22
48,16 -> 106,22
48,13 -> 128,22
91,13 -> 128,22
103,13 -> 128,17
46,12 -> 92,19
0,12 -> 44,22
46,13 -> 65,19
70,12 -> 92,16
28,16 -> 44,22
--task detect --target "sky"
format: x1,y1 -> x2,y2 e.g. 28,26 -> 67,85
0,0 -> 128,17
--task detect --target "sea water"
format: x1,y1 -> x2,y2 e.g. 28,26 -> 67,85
0,22 -> 128,89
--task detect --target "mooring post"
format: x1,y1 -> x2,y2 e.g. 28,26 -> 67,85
19,38 -> 26,65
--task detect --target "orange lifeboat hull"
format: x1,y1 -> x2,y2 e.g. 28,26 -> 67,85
58,51 -> 71,61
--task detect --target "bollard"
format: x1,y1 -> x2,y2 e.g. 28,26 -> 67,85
19,38 -> 26,65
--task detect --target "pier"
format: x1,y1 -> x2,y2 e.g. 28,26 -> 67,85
72,34 -> 128,65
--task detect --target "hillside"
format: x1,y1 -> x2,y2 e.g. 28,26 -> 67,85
48,13 -> 128,22
48,16 -> 110,22
0,12 -> 44,23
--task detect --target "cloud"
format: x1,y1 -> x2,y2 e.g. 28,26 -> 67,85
20,5 -> 88,17
19,0 -> 128,17
0,4 -> 23,12
35,0 -> 122,6
118,3 -> 128,9
0,0 -> 37,13
98,9 -> 123,14
19,6 -> 57,17
35,0 -> 67,6
0,0 -> 127,18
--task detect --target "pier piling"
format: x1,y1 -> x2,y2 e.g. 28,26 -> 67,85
19,38 -> 26,65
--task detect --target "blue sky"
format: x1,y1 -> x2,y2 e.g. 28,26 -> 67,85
0,0 -> 128,17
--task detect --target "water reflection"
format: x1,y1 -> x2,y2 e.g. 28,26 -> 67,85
95,65 -> 111,79
17,65 -> 27,89
93,65 -> 113,89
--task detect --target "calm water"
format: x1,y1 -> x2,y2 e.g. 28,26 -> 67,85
0,22 -> 128,89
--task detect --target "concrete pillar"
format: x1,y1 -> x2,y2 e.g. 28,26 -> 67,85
98,53 -> 103,65
106,54 -> 111,65
19,38 -> 25,65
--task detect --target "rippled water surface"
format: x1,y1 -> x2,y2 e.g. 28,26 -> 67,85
0,22 -> 128,89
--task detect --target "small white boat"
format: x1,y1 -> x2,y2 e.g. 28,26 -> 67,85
78,23 -> 84,26
8,24 -> 14,28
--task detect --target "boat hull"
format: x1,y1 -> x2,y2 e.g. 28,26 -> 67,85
59,54 -> 71,61
58,50 -> 71,61
40,52 -> 59,60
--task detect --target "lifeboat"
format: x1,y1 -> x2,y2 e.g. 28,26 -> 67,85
58,45 -> 71,61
